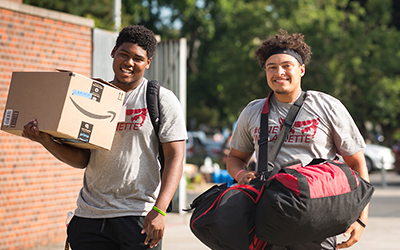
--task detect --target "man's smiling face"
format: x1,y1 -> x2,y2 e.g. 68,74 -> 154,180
111,42 -> 151,92
265,53 -> 305,103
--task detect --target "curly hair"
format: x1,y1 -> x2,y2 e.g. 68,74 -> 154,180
115,25 -> 158,59
255,30 -> 312,68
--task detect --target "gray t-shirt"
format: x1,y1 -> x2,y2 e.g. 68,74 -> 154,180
230,91 -> 365,171
74,78 -> 187,218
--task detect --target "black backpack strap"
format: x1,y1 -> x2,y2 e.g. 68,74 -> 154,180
146,80 -> 165,173
146,80 -> 164,172
147,80 -> 161,136
146,80 -> 172,212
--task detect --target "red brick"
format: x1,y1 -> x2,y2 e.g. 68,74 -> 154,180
0,3 -> 91,250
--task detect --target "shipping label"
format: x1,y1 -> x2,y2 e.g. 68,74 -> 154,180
77,121 -> 93,143
2,109 -> 19,128
90,82 -> 104,102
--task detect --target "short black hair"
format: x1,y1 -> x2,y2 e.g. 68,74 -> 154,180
115,25 -> 158,59
255,29 -> 312,68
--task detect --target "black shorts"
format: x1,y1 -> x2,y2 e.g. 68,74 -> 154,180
67,215 -> 162,250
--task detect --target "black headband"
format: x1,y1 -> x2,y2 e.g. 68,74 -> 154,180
266,48 -> 303,65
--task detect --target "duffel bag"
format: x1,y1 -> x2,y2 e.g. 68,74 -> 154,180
255,158 -> 375,246
186,178 -> 268,250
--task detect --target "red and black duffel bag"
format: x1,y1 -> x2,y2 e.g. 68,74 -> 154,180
255,158 -> 375,246
187,179 -> 267,250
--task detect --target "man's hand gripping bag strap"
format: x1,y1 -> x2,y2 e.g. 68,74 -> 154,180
185,91 -> 306,250
146,80 -> 172,212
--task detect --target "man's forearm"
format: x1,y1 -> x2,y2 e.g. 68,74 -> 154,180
42,139 -> 90,169
23,119 -> 90,169
155,140 -> 185,212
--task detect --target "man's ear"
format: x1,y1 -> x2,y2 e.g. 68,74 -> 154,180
300,64 -> 306,77
145,58 -> 152,69
111,46 -> 116,58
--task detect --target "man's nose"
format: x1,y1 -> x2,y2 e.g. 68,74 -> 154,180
277,66 -> 285,75
125,57 -> 135,66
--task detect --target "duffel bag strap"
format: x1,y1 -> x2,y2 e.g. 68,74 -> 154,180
326,159 -> 359,190
280,168 -> 311,198
268,91 -> 307,163
258,91 -> 307,178
257,92 -> 273,176
282,159 -> 359,198
306,159 -> 358,190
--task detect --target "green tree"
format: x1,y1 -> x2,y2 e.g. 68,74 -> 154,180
160,0 -> 279,129
23,0 -> 158,30
23,0 -> 400,143
24,0 -> 115,29
267,0 -> 400,146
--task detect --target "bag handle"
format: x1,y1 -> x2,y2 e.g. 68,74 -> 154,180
257,91 -> 307,178
306,159 -> 358,190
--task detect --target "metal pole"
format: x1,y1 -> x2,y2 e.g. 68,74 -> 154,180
381,157 -> 388,188
113,0 -> 121,32
178,38 -> 187,214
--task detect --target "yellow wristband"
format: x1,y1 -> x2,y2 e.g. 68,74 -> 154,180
153,205 -> 166,216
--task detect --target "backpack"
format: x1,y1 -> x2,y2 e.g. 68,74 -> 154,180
146,80 -> 172,212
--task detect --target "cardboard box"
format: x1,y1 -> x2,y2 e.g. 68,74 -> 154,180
1,71 -> 125,150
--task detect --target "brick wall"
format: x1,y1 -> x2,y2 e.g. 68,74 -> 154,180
6,0 -> 22,4
0,1 -> 94,250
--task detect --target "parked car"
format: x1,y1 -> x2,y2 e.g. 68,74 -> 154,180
186,131 -> 208,167
363,144 -> 395,172
392,140 -> 400,174
186,131 -> 225,166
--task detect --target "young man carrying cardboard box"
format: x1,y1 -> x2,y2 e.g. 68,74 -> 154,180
21,25 -> 187,250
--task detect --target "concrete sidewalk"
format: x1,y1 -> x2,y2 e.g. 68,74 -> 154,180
32,170 -> 400,250
168,170 -> 400,250
335,170 -> 400,250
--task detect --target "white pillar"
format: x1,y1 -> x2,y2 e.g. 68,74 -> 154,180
113,0 -> 121,32
178,38 -> 187,214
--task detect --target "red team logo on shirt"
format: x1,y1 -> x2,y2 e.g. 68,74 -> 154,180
116,108 -> 148,131
286,117 -> 319,140
254,117 -> 320,144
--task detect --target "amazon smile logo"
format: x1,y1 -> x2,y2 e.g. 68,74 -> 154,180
69,97 -> 116,122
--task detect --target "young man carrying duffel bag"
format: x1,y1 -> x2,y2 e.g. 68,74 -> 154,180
227,30 -> 371,250
185,82 -> 307,250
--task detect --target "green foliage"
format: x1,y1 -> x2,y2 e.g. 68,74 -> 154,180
23,0 -> 400,144
269,0 -> 400,145
179,0 -> 278,128
24,0 -> 115,30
